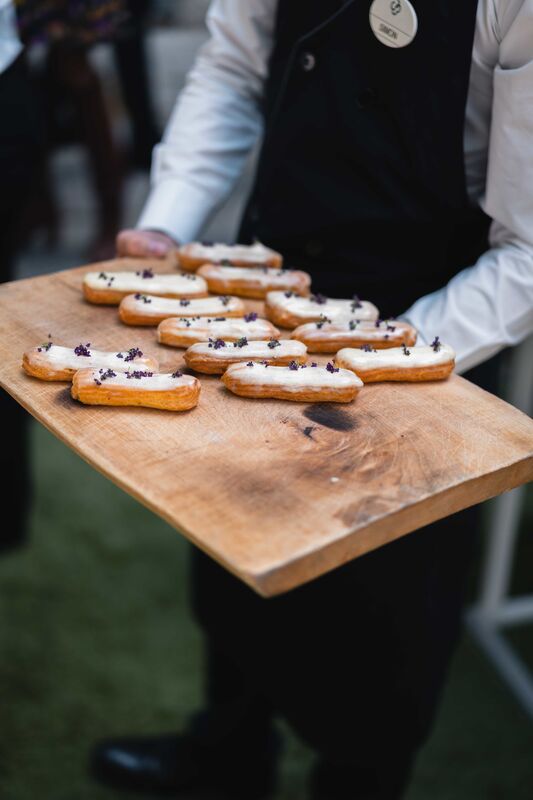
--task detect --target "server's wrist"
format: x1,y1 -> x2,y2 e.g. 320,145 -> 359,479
137,179 -> 214,246
116,228 -> 177,258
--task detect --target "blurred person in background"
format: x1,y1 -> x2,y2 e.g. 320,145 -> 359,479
112,0 -> 161,172
0,0 -> 43,552
24,0 -> 161,259
0,0 -> 137,548
35,35 -> 123,261
87,0 -> 531,798
21,0 -> 160,261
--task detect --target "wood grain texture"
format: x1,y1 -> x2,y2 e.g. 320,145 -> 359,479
1,260 -> 533,597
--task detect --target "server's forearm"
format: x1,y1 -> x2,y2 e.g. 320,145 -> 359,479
137,0 -> 277,243
401,229 -> 533,373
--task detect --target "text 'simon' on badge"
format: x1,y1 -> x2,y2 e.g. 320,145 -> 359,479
369,0 -> 418,49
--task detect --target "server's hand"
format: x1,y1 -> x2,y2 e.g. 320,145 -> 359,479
116,229 -> 177,259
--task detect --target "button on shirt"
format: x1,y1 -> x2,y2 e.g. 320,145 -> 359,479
121,2 -> 533,370
300,52 -> 316,72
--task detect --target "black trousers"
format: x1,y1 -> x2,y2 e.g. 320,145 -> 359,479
0,55 -> 43,550
190,358 -> 500,799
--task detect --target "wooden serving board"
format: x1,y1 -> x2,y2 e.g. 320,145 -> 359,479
1,261 -> 533,597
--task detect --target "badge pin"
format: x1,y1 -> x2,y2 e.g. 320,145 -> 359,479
369,0 -> 418,49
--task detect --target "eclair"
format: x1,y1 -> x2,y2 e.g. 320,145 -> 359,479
197,264 -> 310,299
178,241 -> 283,271
335,339 -> 455,382
119,293 -> 246,326
184,338 -> 307,375
221,360 -> 362,403
83,269 -> 207,305
291,318 -> 417,353
71,368 -> 200,411
264,291 -> 379,329
157,313 -> 280,348
22,342 -> 158,381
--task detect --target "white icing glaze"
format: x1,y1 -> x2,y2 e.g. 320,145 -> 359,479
33,344 -> 153,371
225,362 -> 362,390
184,241 -> 278,264
337,344 -> 455,370
266,291 -> 379,321
84,271 -> 206,295
188,340 -> 306,359
160,317 -> 276,340
199,265 -> 306,287
295,319 -> 413,341
131,295 -> 244,315
82,370 -> 196,391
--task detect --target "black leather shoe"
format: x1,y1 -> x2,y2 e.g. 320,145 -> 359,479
90,730 -> 280,799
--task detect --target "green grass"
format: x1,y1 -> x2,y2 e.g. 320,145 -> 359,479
1,423 -> 533,800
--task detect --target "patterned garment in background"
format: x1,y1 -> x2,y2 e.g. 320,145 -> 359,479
14,0 -> 128,45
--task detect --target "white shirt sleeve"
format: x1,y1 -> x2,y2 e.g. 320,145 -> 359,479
137,0 -> 278,244
401,0 -> 533,374
0,0 -> 23,74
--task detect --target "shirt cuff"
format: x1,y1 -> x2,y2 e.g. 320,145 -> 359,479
136,179 -> 214,244
398,305 -> 475,375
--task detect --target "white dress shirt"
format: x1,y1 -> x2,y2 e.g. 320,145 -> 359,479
139,0 -> 533,374
0,0 -> 22,74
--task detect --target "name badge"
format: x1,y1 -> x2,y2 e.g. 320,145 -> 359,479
369,0 -> 418,48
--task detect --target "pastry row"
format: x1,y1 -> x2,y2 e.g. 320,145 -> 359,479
83,241 -> 300,303
83,264 -> 309,303
22,338 -> 455,410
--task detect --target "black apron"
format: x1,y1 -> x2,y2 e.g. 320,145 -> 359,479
192,1 -> 493,791
0,55 -> 42,552
240,0 -> 488,317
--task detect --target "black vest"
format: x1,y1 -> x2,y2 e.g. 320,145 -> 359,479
239,0 -> 489,317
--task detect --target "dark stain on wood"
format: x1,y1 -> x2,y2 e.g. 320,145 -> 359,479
303,404 -> 356,432
55,386 -> 76,408
207,461 -> 301,520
